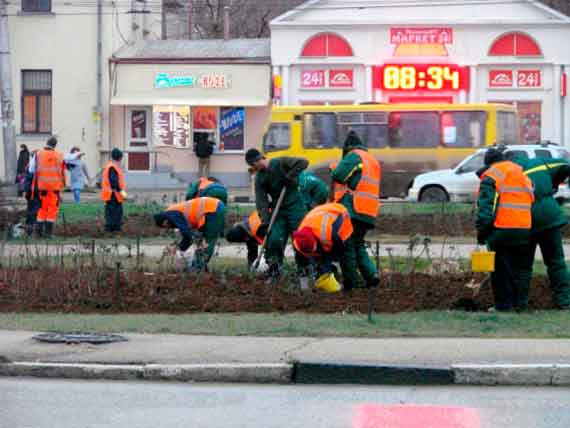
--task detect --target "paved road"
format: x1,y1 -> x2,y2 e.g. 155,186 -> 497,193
1,378 -> 569,428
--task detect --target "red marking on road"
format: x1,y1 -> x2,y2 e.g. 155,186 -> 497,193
353,404 -> 481,428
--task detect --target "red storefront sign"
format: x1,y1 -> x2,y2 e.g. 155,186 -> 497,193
301,70 -> 325,88
517,70 -> 541,88
489,70 -> 514,87
562,73 -> 567,97
390,27 -> 453,44
329,69 -> 354,88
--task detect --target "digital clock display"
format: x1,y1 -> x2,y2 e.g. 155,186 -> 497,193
376,64 -> 470,92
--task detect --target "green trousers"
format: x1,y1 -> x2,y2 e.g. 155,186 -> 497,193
266,207 -> 307,268
192,210 -> 225,271
520,226 -> 570,309
488,243 -> 529,311
340,219 -> 378,290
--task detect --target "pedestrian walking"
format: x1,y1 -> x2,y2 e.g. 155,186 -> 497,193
16,144 -> 30,196
100,148 -> 127,233
24,150 -> 40,237
193,133 -> 215,178
508,152 -> 570,310
331,131 -> 381,291
66,147 -> 91,204
185,176 -> 228,204
292,203 -> 353,291
245,148 -> 308,282
476,148 -> 534,311
225,210 -> 267,268
29,137 -> 66,239
154,197 -> 225,272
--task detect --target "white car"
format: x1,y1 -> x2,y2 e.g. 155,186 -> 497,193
407,144 -> 570,203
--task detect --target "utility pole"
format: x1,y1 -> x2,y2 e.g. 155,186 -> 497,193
187,0 -> 192,39
96,0 -> 103,150
0,0 -> 17,186
161,0 -> 166,39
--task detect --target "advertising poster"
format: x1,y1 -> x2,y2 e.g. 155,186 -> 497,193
517,102 -> 541,144
220,107 -> 245,151
153,106 -> 190,147
193,106 -> 218,130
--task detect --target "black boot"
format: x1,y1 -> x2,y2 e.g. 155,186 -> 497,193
366,275 -> 380,289
35,222 -> 44,238
264,264 -> 282,284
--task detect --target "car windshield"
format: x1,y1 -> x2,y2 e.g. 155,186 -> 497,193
457,152 -> 485,174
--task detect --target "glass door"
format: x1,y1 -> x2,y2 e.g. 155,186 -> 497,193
126,107 -> 151,171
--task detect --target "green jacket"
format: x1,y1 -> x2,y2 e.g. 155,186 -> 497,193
186,179 -> 228,204
475,162 -> 531,246
331,145 -> 376,226
513,156 -> 570,233
255,157 -> 308,224
298,172 -> 328,210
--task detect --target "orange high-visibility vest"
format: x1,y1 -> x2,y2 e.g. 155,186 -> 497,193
334,149 -> 381,218
35,149 -> 65,192
245,210 -> 263,245
167,197 -> 221,229
293,203 -> 353,257
197,177 -> 215,192
481,160 -> 534,229
100,161 -> 126,203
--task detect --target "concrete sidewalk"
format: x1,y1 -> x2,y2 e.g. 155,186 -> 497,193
1,330 -> 570,385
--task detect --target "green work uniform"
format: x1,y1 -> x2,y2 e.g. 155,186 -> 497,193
513,156 -> 570,309
331,145 -> 378,290
186,179 -> 228,204
255,157 -> 308,269
298,172 -> 329,210
476,165 -> 531,311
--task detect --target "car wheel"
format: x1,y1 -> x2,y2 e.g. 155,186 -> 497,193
419,186 -> 449,203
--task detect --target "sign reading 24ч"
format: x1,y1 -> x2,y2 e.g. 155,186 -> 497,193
155,73 -> 231,89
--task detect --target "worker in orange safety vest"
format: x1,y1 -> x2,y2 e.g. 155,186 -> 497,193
225,210 -> 268,268
476,147 -> 534,311
100,148 -> 127,233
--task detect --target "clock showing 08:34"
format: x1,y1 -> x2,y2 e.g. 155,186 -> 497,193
377,64 -> 470,92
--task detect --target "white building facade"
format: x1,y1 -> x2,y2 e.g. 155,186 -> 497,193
271,0 -> 570,146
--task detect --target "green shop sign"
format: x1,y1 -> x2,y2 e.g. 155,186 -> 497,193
155,72 -> 231,89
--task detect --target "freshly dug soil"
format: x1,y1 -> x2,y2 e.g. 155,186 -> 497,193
0,268 -> 556,313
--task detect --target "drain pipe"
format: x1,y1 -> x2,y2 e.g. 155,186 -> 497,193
223,6 -> 230,40
96,0 -> 103,153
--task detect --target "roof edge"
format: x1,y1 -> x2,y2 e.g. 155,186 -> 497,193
109,57 -> 271,65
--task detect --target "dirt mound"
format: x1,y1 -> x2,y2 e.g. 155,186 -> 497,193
0,268 -> 556,313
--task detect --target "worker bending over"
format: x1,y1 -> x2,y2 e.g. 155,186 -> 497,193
186,176 -> 228,204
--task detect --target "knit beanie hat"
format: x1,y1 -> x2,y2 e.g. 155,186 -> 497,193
245,148 -> 263,166
484,147 -> 504,166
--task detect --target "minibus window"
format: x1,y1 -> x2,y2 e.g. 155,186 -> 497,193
337,111 -> 388,148
388,112 -> 439,148
441,111 -> 486,148
303,113 -> 339,149
497,111 -> 518,144
263,123 -> 291,152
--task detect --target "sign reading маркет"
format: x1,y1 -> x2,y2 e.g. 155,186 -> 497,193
154,72 -> 231,89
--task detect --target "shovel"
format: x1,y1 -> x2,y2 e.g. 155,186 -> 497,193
251,187 -> 287,271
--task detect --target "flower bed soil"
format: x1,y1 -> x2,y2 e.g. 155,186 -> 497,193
0,268 -> 556,313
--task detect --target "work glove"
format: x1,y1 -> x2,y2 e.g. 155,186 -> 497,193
257,223 -> 269,239
477,232 -> 488,246
120,190 -> 128,199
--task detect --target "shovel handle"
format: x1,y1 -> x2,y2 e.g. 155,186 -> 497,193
252,187 -> 287,270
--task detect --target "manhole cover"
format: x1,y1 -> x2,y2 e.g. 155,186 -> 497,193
33,333 -> 128,345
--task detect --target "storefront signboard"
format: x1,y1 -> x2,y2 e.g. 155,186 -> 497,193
374,64 -> 469,92
390,27 -> 453,44
301,70 -> 326,88
488,69 -> 542,88
154,72 -> 231,89
329,70 -> 354,88
220,107 -> 245,151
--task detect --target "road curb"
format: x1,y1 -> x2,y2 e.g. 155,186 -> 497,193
452,364 -> 570,386
0,362 -> 293,384
293,362 -> 454,385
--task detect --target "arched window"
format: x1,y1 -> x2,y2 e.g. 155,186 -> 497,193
489,32 -> 542,56
301,33 -> 353,57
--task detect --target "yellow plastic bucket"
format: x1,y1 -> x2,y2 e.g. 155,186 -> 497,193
471,250 -> 495,273
315,273 -> 342,293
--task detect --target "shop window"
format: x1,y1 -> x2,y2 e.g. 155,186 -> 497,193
301,33 -> 353,57
193,106 -> 218,151
153,106 -> 190,148
337,111 -> 388,149
219,107 -> 245,151
489,32 -> 542,56
388,112 -> 440,148
22,70 -> 52,134
303,113 -> 338,149
497,110 -> 518,145
493,101 -> 541,145
22,0 -> 51,12
263,123 -> 290,152
440,111 -> 486,148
